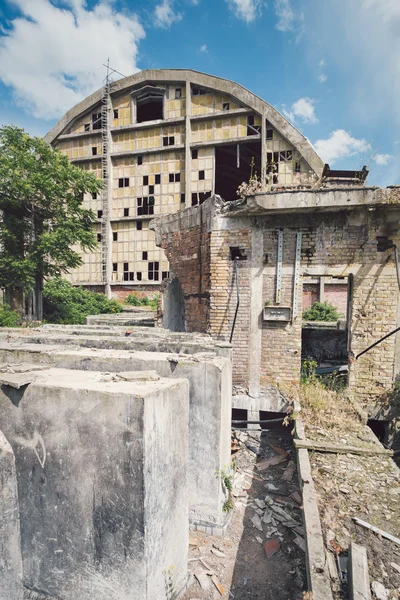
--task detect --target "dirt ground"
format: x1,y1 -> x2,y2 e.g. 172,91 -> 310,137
180,426 -> 306,600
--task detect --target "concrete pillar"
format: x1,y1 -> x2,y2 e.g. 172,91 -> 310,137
0,430 -> 23,599
261,110 -> 267,189
319,276 -> 325,302
248,227 -> 264,399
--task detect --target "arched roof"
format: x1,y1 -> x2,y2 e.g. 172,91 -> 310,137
44,69 -> 324,175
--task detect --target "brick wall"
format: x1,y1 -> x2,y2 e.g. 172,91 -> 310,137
324,284 -> 348,317
111,286 -> 160,303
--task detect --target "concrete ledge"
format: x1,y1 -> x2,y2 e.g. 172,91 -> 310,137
295,419 -> 334,600
348,542 -> 371,600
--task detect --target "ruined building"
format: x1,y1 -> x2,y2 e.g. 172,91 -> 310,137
45,69 -> 321,299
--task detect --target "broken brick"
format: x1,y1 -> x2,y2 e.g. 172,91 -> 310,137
263,538 -> 280,557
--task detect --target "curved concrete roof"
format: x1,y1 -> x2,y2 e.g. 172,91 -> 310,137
44,68 -> 324,175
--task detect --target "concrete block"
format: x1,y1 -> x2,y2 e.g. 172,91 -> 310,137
0,431 -> 23,600
348,542 -> 371,600
0,369 -> 189,600
0,343 -> 232,530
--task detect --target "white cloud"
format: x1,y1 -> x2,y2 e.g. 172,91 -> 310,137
283,97 -> 318,124
154,0 -> 182,28
314,130 -> 371,165
319,59 -> 326,68
274,0 -> 295,31
318,74 -> 327,83
0,0 -> 145,120
225,0 -> 263,23
200,44 -> 207,53
374,153 -> 393,165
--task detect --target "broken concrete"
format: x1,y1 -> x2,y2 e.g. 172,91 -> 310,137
0,368 -> 189,600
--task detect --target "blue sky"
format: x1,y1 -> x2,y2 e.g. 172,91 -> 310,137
0,0 -> 399,186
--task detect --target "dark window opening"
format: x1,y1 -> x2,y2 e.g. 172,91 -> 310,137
162,271 -> 169,280
163,136 -> 168,147
175,172 -> 180,182
137,155 -> 143,165
129,272 -> 134,281
136,221 -> 142,230
118,178 -> 129,188
124,208 -> 129,217
294,162 -> 301,173
192,86 -> 200,96
260,411 -> 287,430
92,147 -> 97,156
191,149 -> 198,159
232,408 -> 248,429
148,261 -> 159,281
199,191 -> 211,204
155,174 -> 161,184
124,263 -> 129,271
136,90 -> 163,123
84,123 -> 90,131
97,233 -> 102,242
113,109 -> 119,119
113,263 -> 117,272
142,251 -> 148,260
215,141 -> 261,201
123,273 -> 129,281
113,232 -> 118,241
92,192 -> 97,200
175,88 -> 182,99
137,272 -> 142,281
223,102 -> 230,111
230,246 -> 247,260
137,196 -> 154,216
199,170 -> 205,180
266,129 -> 273,140
97,210 -> 103,218
169,173 -> 174,183
143,175 -> 148,186
247,115 -> 261,136
181,193 -> 185,203
169,136 -> 175,145
149,185 -> 154,194
191,192 -> 198,206
367,419 -> 389,444
92,112 -> 102,130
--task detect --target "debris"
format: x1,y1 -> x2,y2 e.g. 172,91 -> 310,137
353,517 -> 400,547
194,571 -> 211,590
263,538 -> 280,557
251,514 -> 263,531
189,537 -> 198,546
391,562 -> 400,574
256,536 -> 263,544
256,455 -> 287,472
294,438 -> 393,456
266,482 -> 279,491
254,498 -> 265,509
211,575 -> 225,596
339,486 -> 350,495
294,536 -> 306,552
262,510 -> 272,524
371,581 -> 389,600
268,441 -> 290,458
211,548 -> 226,558
291,491 -> 303,505
282,461 -> 296,482
114,370 -> 160,382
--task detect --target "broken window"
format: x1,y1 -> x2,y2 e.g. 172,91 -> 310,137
118,178 -> 130,188
137,155 -> 143,165
143,175 -> 149,186
199,191 -> 211,204
199,170 -> 205,180
113,109 -> 119,119
135,86 -> 164,123
143,251 -> 148,260
113,263 -> 117,272
129,272 -> 134,281
223,102 -> 230,111
181,193 -> 185,203
84,123 -> 90,132
148,261 -> 159,281
97,210 -> 103,218
266,128 -> 273,140
92,192 -> 97,200
113,232 -> 118,241
169,173 -> 180,183
294,162 -> 301,173
155,174 -> 161,184
136,221 -> 142,230
162,271 -> 169,280
137,197 -> 154,216
175,88 -> 182,99
191,149 -> 198,159
92,112 -> 102,130
97,233 -> 102,242
247,115 -> 261,136
92,147 -> 97,156
191,193 -> 198,206
137,272 -> 142,281
169,136 -> 175,145
124,208 -> 129,217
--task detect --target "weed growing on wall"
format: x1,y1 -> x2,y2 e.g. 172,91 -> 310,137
163,566 -> 175,600
216,461 -> 236,513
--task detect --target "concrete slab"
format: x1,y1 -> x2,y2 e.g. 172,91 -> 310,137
0,369 -> 189,600
0,343 -> 232,532
348,542 -> 371,600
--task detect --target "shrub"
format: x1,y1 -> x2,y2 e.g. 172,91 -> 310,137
302,301 -> 341,322
125,293 -> 158,309
43,278 -> 122,325
0,304 -> 20,327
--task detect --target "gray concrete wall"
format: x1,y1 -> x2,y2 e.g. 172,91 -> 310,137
0,343 -> 232,531
0,369 -> 189,600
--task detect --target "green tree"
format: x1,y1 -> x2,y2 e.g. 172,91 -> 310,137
303,301 -> 341,322
0,126 -> 102,318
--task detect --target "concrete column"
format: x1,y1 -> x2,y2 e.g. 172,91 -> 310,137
105,91 -> 113,298
248,227 -> 264,399
185,79 -> 192,208
261,110 -> 267,189
319,276 -> 325,302
0,431 -> 23,599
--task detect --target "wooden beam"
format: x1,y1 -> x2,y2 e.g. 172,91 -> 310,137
294,438 -> 393,456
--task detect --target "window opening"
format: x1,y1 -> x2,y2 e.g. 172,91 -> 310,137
294,162 -> 301,173
84,123 -> 90,132
155,174 -> 161,184
143,251 -> 148,260
148,261 -> 160,281
162,271 -> 169,280
97,210 -> 103,218
97,233 -> 102,242
136,221 -> 142,231
113,232 -> 118,241
143,175 -> 149,186
199,170 -> 205,180
247,115 -> 261,136
137,272 -> 142,281
124,208 -> 129,217
191,149 -> 198,159
135,86 -> 164,123
169,136 -> 175,145
113,109 -> 119,119
191,193 -> 198,206
215,141 -> 261,201
137,197 -> 154,216
232,408 -> 248,429
175,88 -> 182,99
223,102 -> 230,111
149,185 -> 154,194
113,263 -> 117,272
92,192 -> 97,200
92,147 -> 97,156
118,178 -> 130,188
92,112 -> 102,130
181,193 -> 185,203
137,155 -> 143,165
129,272 -> 134,281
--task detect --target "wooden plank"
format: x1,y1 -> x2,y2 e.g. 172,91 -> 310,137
294,438 -> 393,457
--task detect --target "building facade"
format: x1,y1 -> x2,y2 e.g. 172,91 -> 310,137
45,69 -> 323,299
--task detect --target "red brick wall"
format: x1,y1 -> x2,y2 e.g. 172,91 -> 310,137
303,284 -> 319,310
324,284 -> 348,318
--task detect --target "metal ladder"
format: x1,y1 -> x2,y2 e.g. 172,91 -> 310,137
100,78 -> 110,285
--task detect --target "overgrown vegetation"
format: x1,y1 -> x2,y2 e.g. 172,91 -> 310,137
0,304 -> 20,327
43,278 -> 121,325
125,293 -> 158,309
216,461 -> 236,513
303,301 -> 341,322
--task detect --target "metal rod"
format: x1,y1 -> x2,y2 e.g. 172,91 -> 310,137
232,418 -> 286,425
356,325 -> 400,359
230,257 -> 240,343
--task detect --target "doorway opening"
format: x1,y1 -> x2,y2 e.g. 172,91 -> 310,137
232,408 -> 248,429
367,419 -> 389,445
